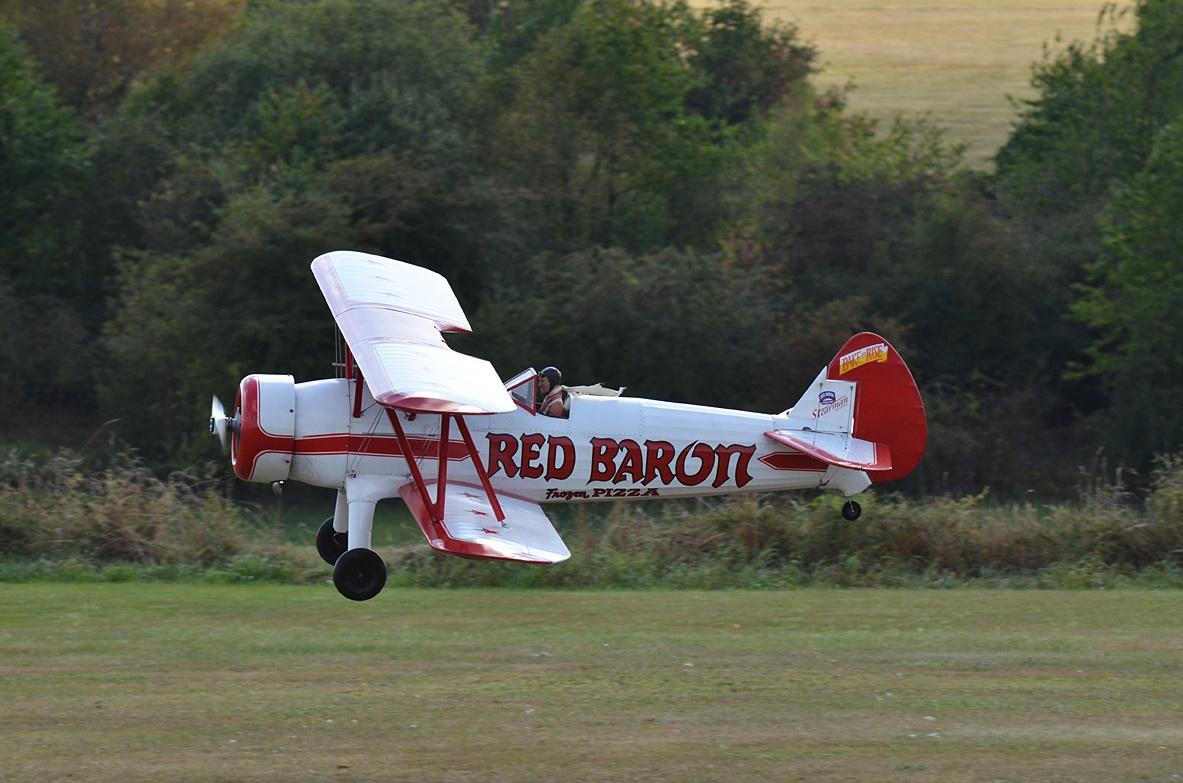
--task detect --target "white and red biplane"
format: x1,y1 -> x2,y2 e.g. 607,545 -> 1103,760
209,251 -> 927,600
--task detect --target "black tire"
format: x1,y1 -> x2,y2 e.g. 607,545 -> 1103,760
333,548 -> 387,601
316,517 -> 348,566
841,500 -> 862,521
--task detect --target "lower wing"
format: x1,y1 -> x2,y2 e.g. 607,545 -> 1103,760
399,481 -> 570,564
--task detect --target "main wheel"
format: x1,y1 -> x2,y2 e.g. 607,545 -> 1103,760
842,500 -> 862,521
315,517 -> 348,566
333,548 -> 387,601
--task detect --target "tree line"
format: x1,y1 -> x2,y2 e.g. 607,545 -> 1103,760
1,0 -> 1180,498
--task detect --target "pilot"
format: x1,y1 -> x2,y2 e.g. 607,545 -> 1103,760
536,366 -> 570,418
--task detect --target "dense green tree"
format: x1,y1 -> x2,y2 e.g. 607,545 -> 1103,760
132,0 -> 494,291
489,0 -> 705,252
994,0 -> 1183,296
883,181 -> 1055,390
175,0 -> 483,162
997,1 -> 1183,216
1074,121 -> 1183,457
466,246 -> 784,408
683,0 -> 814,127
0,286 -> 95,413
878,180 -> 1097,493
487,0 -> 816,255
760,113 -> 957,297
103,181 -> 355,461
0,25 -> 98,424
993,0 -> 1183,469
99,0 -> 496,458
0,25 -> 89,297
0,0 -> 242,118
482,0 -> 584,71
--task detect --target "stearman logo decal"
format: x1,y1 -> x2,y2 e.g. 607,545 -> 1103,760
812,394 -> 848,419
838,343 -> 889,375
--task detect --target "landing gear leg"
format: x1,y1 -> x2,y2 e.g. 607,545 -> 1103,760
332,489 -> 349,535
332,498 -> 386,601
346,498 -> 375,551
842,499 -> 862,521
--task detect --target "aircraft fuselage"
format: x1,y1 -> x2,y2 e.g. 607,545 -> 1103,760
267,378 -> 871,502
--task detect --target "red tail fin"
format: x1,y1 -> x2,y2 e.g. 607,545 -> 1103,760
826,333 -> 926,484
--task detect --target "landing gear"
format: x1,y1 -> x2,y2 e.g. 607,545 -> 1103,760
841,500 -> 862,521
333,548 -> 387,601
316,517 -> 348,566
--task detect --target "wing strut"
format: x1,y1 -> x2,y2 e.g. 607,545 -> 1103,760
455,415 -> 506,523
344,345 -> 365,419
352,364 -> 365,419
384,409 -> 506,525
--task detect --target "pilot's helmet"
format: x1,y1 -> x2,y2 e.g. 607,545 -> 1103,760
539,366 -> 562,388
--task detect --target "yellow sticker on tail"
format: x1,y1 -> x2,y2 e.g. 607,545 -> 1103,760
838,343 -> 889,375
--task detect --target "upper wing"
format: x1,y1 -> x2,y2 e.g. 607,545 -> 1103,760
400,481 -> 570,564
312,251 -> 514,414
765,430 -> 892,472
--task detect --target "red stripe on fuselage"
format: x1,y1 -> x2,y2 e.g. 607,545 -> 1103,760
291,433 -> 471,461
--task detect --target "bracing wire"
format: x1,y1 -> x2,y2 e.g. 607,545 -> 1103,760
413,413 -> 441,481
346,401 -> 382,477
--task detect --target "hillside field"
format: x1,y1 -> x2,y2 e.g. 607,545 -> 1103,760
757,0 -> 1131,165
2,585 -> 1181,782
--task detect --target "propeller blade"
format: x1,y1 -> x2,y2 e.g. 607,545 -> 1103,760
210,394 -> 229,453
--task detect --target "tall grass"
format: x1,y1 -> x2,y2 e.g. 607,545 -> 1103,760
0,448 -> 250,564
373,456 -> 1183,588
1,448 -> 1181,587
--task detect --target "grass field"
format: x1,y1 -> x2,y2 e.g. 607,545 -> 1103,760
757,0 -> 1132,165
2,585 -> 1181,782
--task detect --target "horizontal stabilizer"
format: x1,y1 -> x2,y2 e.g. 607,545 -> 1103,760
765,430 -> 892,472
400,481 -> 570,564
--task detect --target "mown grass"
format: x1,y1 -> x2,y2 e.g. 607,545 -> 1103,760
1,585 -> 1181,782
2,448 -> 1182,588
756,0 -> 1133,165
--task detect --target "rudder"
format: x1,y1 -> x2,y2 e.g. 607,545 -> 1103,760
825,332 -> 926,484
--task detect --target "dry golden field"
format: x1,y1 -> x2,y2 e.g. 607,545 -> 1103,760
755,0 -> 1132,165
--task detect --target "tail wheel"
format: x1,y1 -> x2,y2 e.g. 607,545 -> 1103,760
842,500 -> 862,521
333,548 -> 387,601
316,517 -> 348,565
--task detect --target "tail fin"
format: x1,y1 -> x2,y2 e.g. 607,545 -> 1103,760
784,332 -> 926,484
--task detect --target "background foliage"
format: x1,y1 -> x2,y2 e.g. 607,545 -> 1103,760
2,0 -> 1182,497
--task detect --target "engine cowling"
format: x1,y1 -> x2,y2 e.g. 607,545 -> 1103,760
231,374 -> 296,482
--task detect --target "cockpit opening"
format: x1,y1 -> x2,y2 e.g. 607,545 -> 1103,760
503,367 -> 624,418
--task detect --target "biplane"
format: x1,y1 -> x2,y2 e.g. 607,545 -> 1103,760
210,251 -> 927,600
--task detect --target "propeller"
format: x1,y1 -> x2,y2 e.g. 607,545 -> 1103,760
209,395 -> 237,453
